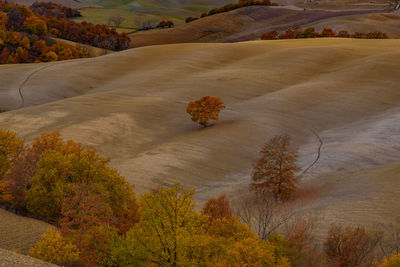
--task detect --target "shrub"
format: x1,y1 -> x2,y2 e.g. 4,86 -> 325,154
302,27 -> 319,38
320,27 -> 336,37
29,227 -> 80,266
352,32 -> 366,38
185,16 -> 198,23
158,20 -> 174,28
261,30 -> 279,40
186,96 -> 226,127
365,31 -> 388,39
337,30 -> 350,38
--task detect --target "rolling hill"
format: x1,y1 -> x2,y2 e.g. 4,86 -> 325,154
0,38 -> 399,245
129,6 -> 396,48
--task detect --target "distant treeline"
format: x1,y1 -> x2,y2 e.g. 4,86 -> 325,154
261,27 -> 389,40
0,0 -> 130,64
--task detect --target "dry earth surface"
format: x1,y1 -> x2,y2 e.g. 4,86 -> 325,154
0,38 -> 400,250
0,248 -> 58,266
129,6 -> 395,47
0,208 -> 52,254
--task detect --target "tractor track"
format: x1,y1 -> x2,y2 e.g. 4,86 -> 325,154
301,129 -> 323,175
17,65 -> 55,109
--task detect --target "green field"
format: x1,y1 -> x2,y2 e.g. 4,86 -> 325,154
72,0 -> 233,30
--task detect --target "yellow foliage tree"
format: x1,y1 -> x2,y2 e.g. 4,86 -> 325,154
226,237 -> 276,267
127,184 -> 202,266
378,254 -> 400,267
0,128 -> 24,180
29,227 -> 80,265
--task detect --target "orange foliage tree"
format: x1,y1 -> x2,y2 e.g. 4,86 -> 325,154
186,96 -> 226,127
202,194 -> 233,221
251,135 -> 299,201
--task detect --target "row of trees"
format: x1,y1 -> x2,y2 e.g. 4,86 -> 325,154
261,27 -> 389,40
30,1 -> 82,19
0,29 -> 88,64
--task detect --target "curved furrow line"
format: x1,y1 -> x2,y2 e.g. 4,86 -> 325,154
301,129 -> 323,175
17,64 -> 55,109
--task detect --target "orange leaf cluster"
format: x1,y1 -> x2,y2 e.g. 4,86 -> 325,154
186,96 -> 226,127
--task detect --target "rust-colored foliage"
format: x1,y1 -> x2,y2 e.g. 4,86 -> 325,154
261,27 -> 389,40
261,30 -> 279,40
60,185 -> 119,266
186,96 -> 226,127
60,183 -> 113,236
320,28 -> 336,37
324,225 -> 380,267
251,135 -> 299,201
202,194 -> 233,221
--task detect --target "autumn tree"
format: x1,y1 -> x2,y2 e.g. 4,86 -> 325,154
29,227 -> 80,266
186,96 -> 226,127
251,134 -> 299,201
378,254 -> 400,267
0,128 -> 24,179
60,183 -> 113,239
20,131 -> 139,231
202,194 -> 233,221
227,237 -> 280,266
59,183 -> 123,266
324,224 -> 381,267
126,184 -> 202,266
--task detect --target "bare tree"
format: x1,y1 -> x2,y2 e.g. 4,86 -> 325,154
134,17 -> 158,30
108,15 -> 125,28
234,192 -> 297,240
377,223 -> 400,258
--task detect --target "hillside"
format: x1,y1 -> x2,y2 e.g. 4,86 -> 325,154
129,6 -> 394,48
71,0 -> 235,31
0,39 -> 399,243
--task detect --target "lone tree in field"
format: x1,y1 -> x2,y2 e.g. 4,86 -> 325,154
251,135 -> 299,201
108,15 -> 125,28
186,96 -> 225,127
